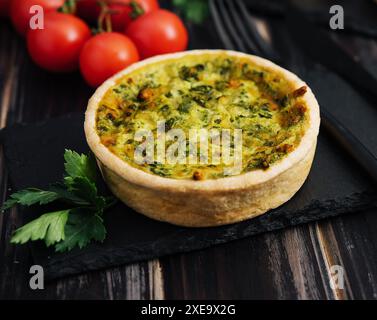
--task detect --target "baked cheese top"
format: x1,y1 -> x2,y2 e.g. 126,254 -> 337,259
96,53 -> 309,180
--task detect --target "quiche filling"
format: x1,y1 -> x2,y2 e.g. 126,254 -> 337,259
96,53 -> 309,180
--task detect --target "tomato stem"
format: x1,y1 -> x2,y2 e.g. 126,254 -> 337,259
129,0 -> 144,20
105,10 -> 112,32
58,0 -> 77,14
97,1 -> 114,33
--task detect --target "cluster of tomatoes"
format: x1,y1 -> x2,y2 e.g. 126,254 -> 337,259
0,0 -> 188,86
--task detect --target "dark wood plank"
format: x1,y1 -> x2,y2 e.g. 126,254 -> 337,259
0,21 -> 35,300
161,225 -> 327,299
161,210 -> 377,300
327,210 -> 377,299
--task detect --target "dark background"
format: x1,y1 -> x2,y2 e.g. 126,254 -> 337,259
1,0 -> 377,299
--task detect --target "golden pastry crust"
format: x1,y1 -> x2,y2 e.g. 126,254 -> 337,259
85,50 -> 320,227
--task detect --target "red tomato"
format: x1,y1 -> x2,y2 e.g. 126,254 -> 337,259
10,0 -> 64,36
126,9 -> 188,59
110,0 -> 159,31
27,12 -> 91,72
0,0 -> 10,17
79,32 -> 139,87
76,0 -> 159,31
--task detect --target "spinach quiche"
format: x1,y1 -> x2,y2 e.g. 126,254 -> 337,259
85,50 -> 320,227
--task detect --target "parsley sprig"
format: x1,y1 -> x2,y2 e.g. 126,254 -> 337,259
1,150 -> 116,252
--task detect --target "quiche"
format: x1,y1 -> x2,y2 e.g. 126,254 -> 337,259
85,50 -> 320,227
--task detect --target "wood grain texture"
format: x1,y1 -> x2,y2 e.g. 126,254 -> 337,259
1,9 -> 377,299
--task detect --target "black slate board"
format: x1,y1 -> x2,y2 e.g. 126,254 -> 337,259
1,102 -> 377,280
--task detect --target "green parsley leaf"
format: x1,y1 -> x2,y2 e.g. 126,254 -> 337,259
3,149 -> 116,252
55,212 -> 106,252
63,176 -> 107,212
48,183 -> 91,206
11,210 -> 70,247
64,149 -> 97,182
1,188 -> 61,211
64,176 -> 98,203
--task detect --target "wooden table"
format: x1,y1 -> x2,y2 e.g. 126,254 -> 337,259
1,14 -> 377,300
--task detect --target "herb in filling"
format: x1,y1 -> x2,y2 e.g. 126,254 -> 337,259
96,54 -> 309,180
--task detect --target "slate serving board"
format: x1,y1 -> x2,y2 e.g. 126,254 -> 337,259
1,101 -> 377,281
